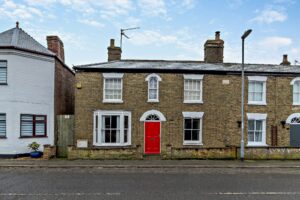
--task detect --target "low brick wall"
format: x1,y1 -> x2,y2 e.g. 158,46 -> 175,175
43,145 -> 56,160
237,147 -> 300,160
67,146 -> 142,160
170,147 -> 237,159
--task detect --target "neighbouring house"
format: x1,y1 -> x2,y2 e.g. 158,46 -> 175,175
71,32 -> 300,159
0,22 -> 74,157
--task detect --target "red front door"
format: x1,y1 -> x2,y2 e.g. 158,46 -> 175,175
145,122 -> 160,154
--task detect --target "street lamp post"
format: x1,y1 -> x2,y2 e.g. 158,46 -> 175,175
241,29 -> 252,162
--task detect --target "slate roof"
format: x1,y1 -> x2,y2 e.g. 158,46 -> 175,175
0,27 -> 54,56
74,60 -> 300,74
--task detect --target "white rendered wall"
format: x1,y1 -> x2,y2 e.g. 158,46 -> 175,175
0,50 -> 55,155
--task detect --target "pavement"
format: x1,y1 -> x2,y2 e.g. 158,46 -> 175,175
1,158 -> 300,168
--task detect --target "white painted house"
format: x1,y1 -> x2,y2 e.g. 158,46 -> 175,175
0,23 -> 74,157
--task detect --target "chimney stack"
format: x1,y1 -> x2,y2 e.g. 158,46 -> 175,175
280,54 -> 291,66
204,31 -> 224,63
46,36 -> 65,62
107,39 -> 121,62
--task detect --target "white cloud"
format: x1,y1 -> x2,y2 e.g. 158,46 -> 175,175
251,8 -> 287,24
259,36 -> 292,49
0,0 -> 44,20
78,19 -> 104,28
181,0 -> 196,9
138,0 -> 169,19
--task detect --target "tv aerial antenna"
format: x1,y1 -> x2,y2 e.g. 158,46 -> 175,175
120,27 -> 140,50
295,60 -> 299,65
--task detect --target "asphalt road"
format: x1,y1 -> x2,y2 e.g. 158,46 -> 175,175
1,167 -> 300,200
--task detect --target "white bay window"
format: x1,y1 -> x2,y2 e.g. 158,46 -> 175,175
94,110 -> 131,146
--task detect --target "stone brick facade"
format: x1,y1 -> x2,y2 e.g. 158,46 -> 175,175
73,71 -> 300,157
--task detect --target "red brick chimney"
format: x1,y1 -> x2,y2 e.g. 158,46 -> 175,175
204,31 -> 224,63
280,54 -> 291,66
47,36 -> 65,62
107,39 -> 121,62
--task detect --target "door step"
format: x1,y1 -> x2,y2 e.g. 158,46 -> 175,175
143,154 -> 162,160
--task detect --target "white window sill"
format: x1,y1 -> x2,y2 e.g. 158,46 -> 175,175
102,99 -> 123,103
93,143 -> 131,147
247,143 -> 268,147
248,101 -> 266,106
147,99 -> 159,103
183,142 -> 203,146
183,100 -> 203,104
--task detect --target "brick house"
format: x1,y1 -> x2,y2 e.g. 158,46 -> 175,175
0,23 -> 74,157
72,32 -> 300,159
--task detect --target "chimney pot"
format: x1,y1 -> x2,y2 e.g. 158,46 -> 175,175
110,39 -> 115,47
280,54 -> 291,66
215,31 -> 220,40
16,21 -> 19,28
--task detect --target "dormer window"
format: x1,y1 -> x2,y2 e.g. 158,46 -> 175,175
145,74 -> 161,102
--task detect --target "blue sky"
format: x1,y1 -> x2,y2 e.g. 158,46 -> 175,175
0,0 -> 299,66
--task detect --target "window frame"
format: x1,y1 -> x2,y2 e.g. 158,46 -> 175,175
290,77 -> 300,105
246,113 -> 267,146
182,112 -> 204,145
0,113 -> 6,138
20,114 -> 47,138
145,73 -> 162,102
183,74 -> 204,104
93,110 -> 131,147
102,73 -> 124,103
0,60 -> 7,85
247,76 -> 267,105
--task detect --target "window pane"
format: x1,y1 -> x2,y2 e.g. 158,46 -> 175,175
0,67 -> 7,83
254,92 -> 263,101
36,116 -> 45,121
184,130 -> 191,140
256,120 -> 262,131
248,120 -> 255,131
249,83 -> 254,92
248,131 -> 254,142
124,116 -> 128,129
104,116 -> 110,128
0,114 -> 6,136
192,130 -> 199,140
184,118 -> 192,129
255,82 -> 263,92
255,131 -> 262,142
21,121 -> 33,136
35,122 -> 45,136
124,130 -> 128,143
111,130 -> 117,143
192,119 -> 200,129
21,115 -> 33,121
149,89 -> 157,99
105,130 -> 110,143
